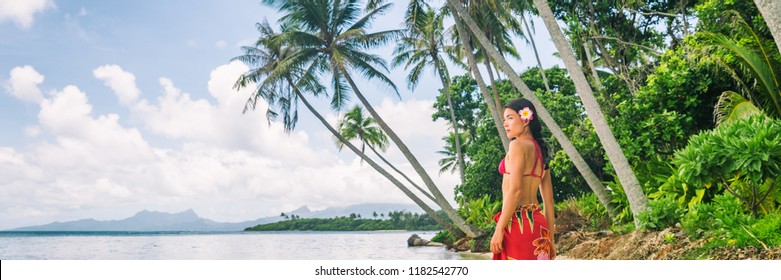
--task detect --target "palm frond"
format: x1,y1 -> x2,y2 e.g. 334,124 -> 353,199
714,91 -> 762,125
707,33 -> 781,117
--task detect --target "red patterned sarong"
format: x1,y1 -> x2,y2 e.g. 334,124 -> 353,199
492,204 -> 552,260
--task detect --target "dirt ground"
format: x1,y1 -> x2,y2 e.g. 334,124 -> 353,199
456,226 -> 781,260
555,227 -> 781,260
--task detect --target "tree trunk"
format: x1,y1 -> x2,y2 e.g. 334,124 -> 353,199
453,17 -> 511,151
533,0 -> 648,225
366,143 -> 437,203
447,0 -> 617,219
291,81 -> 461,236
587,2 -> 638,95
338,66 -> 482,238
583,40 -> 602,88
521,13 -> 552,92
484,59 -> 504,113
440,73 -> 467,183
755,0 -> 781,53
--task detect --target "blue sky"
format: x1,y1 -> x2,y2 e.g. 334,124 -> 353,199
0,0 -> 560,230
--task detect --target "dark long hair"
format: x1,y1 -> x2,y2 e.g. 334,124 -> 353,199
505,98 -> 549,169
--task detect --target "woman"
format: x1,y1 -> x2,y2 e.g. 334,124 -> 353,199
491,98 -> 556,260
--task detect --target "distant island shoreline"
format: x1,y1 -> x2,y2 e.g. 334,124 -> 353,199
245,215 -> 441,231
5,203 -> 425,232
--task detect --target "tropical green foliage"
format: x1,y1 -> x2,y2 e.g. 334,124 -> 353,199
437,132 -> 471,175
457,194 -> 501,232
242,0 -> 781,252
662,114 -> 781,215
636,195 -> 685,230
703,12 -> 781,123
336,106 -> 388,154
681,194 -> 781,249
554,193 -> 610,232
431,230 -> 456,245
245,211 -> 441,231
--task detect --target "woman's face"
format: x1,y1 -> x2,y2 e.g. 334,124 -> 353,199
503,108 -> 526,138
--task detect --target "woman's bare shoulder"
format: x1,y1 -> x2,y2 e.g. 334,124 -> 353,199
508,138 -> 535,155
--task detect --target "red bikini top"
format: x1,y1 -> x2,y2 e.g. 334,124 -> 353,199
498,137 -> 543,178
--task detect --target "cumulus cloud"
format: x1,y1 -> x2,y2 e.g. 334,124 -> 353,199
3,65 -> 45,103
0,62 -> 456,229
93,65 -> 141,106
0,0 -> 54,29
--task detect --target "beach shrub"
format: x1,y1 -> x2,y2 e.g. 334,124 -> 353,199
431,230 -> 455,245
670,114 -> 781,215
610,222 -> 636,235
748,212 -> 781,248
458,194 -> 501,230
555,193 -> 611,231
637,195 -> 684,230
605,178 -> 634,224
703,194 -> 756,247
681,202 -> 716,239
573,193 -> 609,223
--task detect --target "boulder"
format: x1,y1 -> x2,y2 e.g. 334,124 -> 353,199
407,234 -> 431,247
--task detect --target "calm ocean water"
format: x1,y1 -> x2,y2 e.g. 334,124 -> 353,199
0,231 -> 463,260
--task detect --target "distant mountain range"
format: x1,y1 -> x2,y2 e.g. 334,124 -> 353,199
8,203 -> 423,232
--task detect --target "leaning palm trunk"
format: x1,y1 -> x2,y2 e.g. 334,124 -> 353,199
521,13 -> 552,92
484,59 -> 504,113
532,0 -> 648,224
440,75 -> 467,183
583,40 -> 603,88
291,81 -> 461,236
754,0 -> 781,54
337,66 -> 482,238
366,143 -> 438,203
448,0 -> 617,219
453,18 -> 511,151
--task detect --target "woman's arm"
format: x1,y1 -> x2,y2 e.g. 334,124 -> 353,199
539,170 -> 556,259
490,140 -> 528,254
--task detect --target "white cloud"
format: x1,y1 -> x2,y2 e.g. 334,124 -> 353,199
93,65 -> 141,106
24,126 -> 41,137
0,0 -> 54,29
215,40 -> 228,49
0,62 -> 458,229
36,85 -> 157,168
3,65 -> 45,103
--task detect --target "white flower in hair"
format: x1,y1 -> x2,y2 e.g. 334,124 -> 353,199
519,107 -> 534,121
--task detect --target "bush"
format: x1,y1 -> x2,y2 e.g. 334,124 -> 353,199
457,194 -> 501,230
555,193 -> 611,232
681,202 -> 716,238
671,114 -> 781,214
573,193 -> 609,222
748,212 -> 781,248
431,230 -> 455,245
637,195 -> 685,230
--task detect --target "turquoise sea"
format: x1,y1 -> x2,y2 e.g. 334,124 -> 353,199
0,231 -> 463,260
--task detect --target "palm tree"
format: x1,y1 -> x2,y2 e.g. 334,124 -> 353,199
709,12 -> 781,124
446,5 -> 511,150
507,0 -> 552,92
466,0 -> 523,112
392,7 -> 466,183
754,0 -> 781,53
337,105 -> 436,203
531,0 -> 648,224
446,0 -> 619,219
437,132 -> 470,175
263,0 -> 481,238
232,15 -> 459,235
